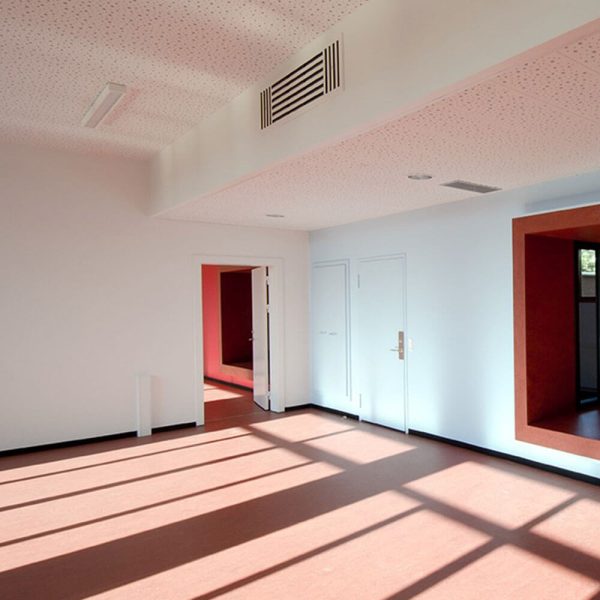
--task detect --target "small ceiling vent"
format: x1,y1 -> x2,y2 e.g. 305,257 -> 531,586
441,180 -> 502,194
260,39 -> 342,129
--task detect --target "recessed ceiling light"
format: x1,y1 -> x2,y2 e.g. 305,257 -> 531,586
266,213 -> 285,218
407,173 -> 433,180
81,82 -> 127,128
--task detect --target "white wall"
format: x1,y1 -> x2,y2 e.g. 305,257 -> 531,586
310,171 -> 600,478
0,143 -> 309,451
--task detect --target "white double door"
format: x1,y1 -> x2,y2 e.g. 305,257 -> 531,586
357,256 -> 407,431
312,262 -> 350,410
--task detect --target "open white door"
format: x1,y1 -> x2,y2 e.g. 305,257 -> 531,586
252,267 -> 270,410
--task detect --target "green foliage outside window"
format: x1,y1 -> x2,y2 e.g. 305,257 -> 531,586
580,249 -> 596,275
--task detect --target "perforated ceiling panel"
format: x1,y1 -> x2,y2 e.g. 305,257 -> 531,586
562,30 -> 600,71
0,0 -> 368,158
164,25 -> 600,230
498,52 -> 600,123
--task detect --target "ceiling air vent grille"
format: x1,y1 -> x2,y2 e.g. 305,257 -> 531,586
260,40 -> 342,129
441,180 -> 502,194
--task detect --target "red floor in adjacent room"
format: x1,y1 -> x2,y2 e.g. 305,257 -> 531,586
535,407 -> 600,440
203,379 -> 263,423
0,409 -> 598,599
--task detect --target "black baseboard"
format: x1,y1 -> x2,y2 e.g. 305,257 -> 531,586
0,431 -> 137,458
3,409 -> 595,486
285,403 -> 312,411
288,404 -> 599,486
0,421 -> 199,457
152,422 -> 197,434
409,429 -> 600,486
286,403 -> 358,420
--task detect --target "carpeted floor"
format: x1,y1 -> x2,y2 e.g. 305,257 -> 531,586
0,406 -> 598,599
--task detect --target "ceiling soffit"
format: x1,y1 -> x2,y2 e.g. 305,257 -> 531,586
163,26 -> 600,230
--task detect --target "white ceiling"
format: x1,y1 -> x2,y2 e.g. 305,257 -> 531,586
163,25 -> 600,230
0,0 -> 368,158
3,3 -> 600,232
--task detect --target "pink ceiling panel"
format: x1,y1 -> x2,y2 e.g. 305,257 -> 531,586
0,0 -> 369,157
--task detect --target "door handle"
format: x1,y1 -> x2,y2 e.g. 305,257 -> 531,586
393,332 -> 405,360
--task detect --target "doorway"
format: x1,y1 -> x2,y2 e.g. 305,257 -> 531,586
194,256 -> 284,426
201,265 -> 270,422
357,255 -> 407,431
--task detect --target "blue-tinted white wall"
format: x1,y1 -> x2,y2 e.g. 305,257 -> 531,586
310,172 -> 600,478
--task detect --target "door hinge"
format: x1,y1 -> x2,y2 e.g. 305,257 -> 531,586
357,274 -> 361,288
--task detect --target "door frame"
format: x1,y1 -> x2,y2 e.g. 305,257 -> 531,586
193,254 -> 285,425
356,253 -> 409,432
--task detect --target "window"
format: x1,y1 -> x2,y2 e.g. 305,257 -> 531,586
578,248 -> 596,299
576,244 -> 600,407
513,204 -> 600,459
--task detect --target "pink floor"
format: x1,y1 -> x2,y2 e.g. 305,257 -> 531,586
0,395 -> 598,599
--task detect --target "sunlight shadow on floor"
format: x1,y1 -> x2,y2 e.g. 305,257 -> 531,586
0,409 -> 598,600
